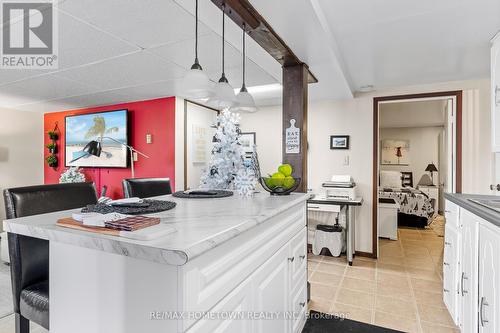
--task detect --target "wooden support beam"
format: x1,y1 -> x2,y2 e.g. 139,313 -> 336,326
210,0 -> 318,84
282,64 -> 308,192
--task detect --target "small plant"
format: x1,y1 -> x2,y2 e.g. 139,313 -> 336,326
46,143 -> 57,153
47,130 -> 58,140
46,155 -> 58,167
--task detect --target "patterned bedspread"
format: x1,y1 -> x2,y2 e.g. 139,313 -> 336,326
379,188 -> 435,220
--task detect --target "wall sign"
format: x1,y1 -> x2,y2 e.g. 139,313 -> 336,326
192,124 -> 208,163
285,119 -> 300,154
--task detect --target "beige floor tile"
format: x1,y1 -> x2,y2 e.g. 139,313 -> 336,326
420,321 -> 460,333
308,270 -> 314,279
379,247 -> 405,258
308,261 -> 319,271
418,304 -> 456,327
376,283 -> 413,300
336,289 -> 375,309
377,272 -> 411,289
331,302 -> 373,324
310,271 -> 343,286
321,255 -> 349,266
308,253 -> 324,262
345,266 -> 376,281
0,314 -> 47,333
309,297 -> 333,314
414,289 -> 446,308
374,311 -> 419,333
410,277 -> 443,294
377,255 -> 406,266
310,282 -> 337,300
377,262 -> 407,275
407,267 -> 441,281
375,295 -> 418,320
405,257 -> 436,270
429,247 -> 444,256
315,262 -> 346,276
340,277 -> 376,294
351,259 -> 377,269
400,233 -> 422,241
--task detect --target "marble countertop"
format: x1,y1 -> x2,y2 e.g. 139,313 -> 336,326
444,193 -> 500,228
3,192 -> 309,266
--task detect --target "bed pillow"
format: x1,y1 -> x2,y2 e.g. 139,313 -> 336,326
380,170 -> 401,188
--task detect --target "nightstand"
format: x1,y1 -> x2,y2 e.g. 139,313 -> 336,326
417,185 -> 439,215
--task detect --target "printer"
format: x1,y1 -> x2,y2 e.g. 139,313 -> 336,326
320,175 -> 357,200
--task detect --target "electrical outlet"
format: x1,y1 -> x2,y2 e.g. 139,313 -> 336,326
133,152 -> 138,161
146,134 -> 152,144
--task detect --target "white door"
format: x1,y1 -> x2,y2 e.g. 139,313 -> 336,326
443,223 -> 460,325
491,33 -> 500,152
252,242 -> 290,333
479,223 -> 500,333
445,98 -> 456,193
460,210 -> 479,332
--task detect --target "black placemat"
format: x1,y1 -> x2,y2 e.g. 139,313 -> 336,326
172,190 -> 233,199
82,199 -> 176,215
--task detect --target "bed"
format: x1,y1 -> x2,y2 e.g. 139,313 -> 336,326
379,171 -> 435,228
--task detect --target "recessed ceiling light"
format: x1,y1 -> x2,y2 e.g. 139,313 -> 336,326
358,85 -> 375,92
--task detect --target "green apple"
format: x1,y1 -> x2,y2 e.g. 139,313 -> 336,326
278,164 -> 293,177
271,172 -> 286,187
283,176 -> 296,189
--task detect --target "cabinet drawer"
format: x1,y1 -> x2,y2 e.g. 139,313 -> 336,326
307,203 -> 340,213
291,277 -> 307,333
444,200 -> 459,228
290,228 -> 307,290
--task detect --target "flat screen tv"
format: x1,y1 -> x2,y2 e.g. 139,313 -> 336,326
65,109 -> 128,168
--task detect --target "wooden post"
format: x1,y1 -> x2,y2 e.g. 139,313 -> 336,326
282,64 -> 308,192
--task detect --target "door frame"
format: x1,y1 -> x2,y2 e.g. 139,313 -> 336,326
372,91 -> 462,257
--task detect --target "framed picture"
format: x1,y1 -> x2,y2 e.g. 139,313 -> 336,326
65,109 -> 128,168
381,139 -> 410,166
330,135 -> 349,150
240,132 -> 256,157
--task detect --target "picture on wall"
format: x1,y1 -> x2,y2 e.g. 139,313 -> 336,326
330,135 -> 349,149
65,109 -> 128,168
381,139 -> 410,166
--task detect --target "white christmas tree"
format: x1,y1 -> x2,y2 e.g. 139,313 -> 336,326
59,167 -> 85,183
200,110 -> 245,190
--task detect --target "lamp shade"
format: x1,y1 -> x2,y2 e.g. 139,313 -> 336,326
208,79 -> 236,109
181,66 -> 214,99
425,163 -> 438,172
83,140 -> 102,157
233,88 -> 257,113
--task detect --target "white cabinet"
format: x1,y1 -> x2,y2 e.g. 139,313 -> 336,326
460,209 -> 479,333
491,31 -> 500,152
443,223 -> 460,324
479,223 -> 500,333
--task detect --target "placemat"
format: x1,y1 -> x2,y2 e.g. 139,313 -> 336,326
82,199 -> 176,215
172,190 -> 233,199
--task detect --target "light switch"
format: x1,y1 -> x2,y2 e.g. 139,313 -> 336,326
146,134 -> 152,144
133,152 -> 138,162
344,155 -> 350,166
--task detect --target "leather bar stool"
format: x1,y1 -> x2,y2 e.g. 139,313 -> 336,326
122,178 -> 172,198
4,182 -> 98,333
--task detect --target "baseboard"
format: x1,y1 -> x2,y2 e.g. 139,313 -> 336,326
355,251 -> 376,259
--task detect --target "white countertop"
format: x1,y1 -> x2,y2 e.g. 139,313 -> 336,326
3,192 -> 309,266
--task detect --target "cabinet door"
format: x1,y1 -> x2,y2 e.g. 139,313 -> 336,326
252,242 -> 290,333
443,223 -> 460,325
491,35 -> 500,152
479,223 -> 500,333
290,228 -> 307,289
460,209 -> 479,332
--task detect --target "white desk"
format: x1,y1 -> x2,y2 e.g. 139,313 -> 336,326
307,196 -> 363,266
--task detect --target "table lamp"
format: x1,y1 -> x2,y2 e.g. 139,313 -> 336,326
69,137 -> 149,178
425,163 -> 438,185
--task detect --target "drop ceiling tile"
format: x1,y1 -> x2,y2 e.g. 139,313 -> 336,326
224,60 -> 279,88
150,32 -> 242,78
0,74 -> 97,107
58,0 -> 210,48
0,69 -> 53,86
56,10 -> 139,69
107,80 -> 178,101
54,51 -> 185,90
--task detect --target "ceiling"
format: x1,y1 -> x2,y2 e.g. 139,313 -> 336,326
1,0 -> 499,112
379,99 -> 447,128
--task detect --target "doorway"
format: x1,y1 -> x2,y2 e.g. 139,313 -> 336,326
372,91 -> 462,257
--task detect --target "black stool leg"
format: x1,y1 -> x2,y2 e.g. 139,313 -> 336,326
15,313 -> 29,333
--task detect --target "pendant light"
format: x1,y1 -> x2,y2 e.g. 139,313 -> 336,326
207,3 -> 236,109
181,0 -> 214,99
233,23 -> 257,113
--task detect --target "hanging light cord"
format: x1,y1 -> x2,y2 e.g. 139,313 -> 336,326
242,23 -> 246,90
221,4 -> 226,79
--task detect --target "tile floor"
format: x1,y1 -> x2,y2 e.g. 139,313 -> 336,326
308,224 -> 459,333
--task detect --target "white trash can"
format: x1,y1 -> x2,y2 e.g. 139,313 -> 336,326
312,224 -> 345,257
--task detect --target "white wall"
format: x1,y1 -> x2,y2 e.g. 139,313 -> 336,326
240,78 -> 492,253
379,126 -> 444,186
0,108 -> 44,224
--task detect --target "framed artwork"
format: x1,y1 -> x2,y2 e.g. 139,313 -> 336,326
330,135 -> 349,149
65,109 -> 128,168
381,139 -> 410,165
240,132 -> 256,157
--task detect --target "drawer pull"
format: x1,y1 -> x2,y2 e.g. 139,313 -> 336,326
480,297 -> 489,326
443,262 -> 450,266
461,272 -> 468,296
444,241 -> 451,246
443,288 -> 450,293
299,302 -> 306,308
444,210 -> 451,213
308,206 -> 320,209
299,255 -> 306,260
288,257 -> 295,262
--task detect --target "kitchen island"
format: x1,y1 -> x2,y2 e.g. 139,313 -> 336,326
3,192 -> 309,333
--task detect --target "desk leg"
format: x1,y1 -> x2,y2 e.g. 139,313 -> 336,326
346,205 -> 353,266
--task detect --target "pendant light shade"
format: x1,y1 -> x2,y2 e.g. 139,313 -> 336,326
207,4 -> 236,109
181,0 -> 214,99
233,23 -> 257,112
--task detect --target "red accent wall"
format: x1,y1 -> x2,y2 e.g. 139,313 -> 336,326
44,97 -> 176,199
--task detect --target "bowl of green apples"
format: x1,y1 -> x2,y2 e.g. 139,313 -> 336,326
260,164 -> 301,195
